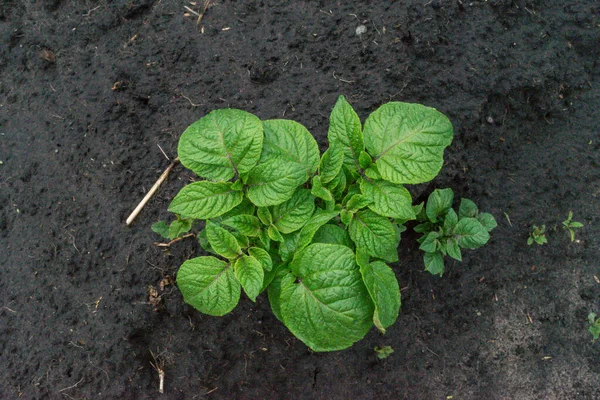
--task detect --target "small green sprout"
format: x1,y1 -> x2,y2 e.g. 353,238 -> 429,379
589,313 -> 600,341
152,215 -> 193,241
374,345 -> 394,359
527,225 -> 547,246
562,211 -> 583,242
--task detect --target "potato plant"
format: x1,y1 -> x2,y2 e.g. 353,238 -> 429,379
158,96 -> 495,351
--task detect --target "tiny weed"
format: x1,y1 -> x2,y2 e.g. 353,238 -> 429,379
562,211 -> 583,242
374,346 -> 394,359
527,225 -> 547,246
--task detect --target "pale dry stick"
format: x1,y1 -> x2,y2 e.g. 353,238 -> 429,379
150,350 -> 165,394
197,0 -> 212,25
125,158 -> 179,226
154,233 -> 196,248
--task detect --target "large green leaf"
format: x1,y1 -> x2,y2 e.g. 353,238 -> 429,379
245,159 -> 307,207
426,188 -> 454,223
423,251 -> 445,276
359,178 -> 415,220
267,265 -> 290,322
363,102 -> 453,184
248,247 -> 272,271
327,95 -> 364,174
177,256 -> 240,316
271,189 -> 315,234
246,119 -> 318,207
477,212 -> 497,232
205,221 -> 242,259
178,109 -> 263,181
453,217 -> 490,249
279,231 -> 301,263
260,119 -> 320,176
349,209 -> 398,262
168,181 -> 243,220
234,255 -> 264,302
295,209 -> 340,255
221,214 -> 261,237
358,259 -> 401,334
312,224 -> 353,248
280,244 -> 374,351
319,145 -> 344,184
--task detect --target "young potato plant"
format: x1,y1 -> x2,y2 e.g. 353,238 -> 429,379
415,190 -> 497,276
158,96 -> 494,352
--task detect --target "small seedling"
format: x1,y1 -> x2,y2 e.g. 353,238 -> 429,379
527,225 -> 547,246
414,192 -> 496,276
562,211 -> 583,242
374,345 -> 394,359
589,313 -> 600,341
152,216 -> 193,241
154,96 -> 495,352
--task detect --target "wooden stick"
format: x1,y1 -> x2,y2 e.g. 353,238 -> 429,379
126,158 -> 179,226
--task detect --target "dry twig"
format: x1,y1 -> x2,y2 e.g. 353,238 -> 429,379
125,158 -> 179,226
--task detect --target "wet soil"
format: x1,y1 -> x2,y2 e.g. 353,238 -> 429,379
1,1 -> 599,399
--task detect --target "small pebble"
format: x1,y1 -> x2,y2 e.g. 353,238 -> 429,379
486,116 -> 494,124
355,25 -> 367,36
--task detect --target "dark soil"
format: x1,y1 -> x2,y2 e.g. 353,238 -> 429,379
1,1 -> 599,399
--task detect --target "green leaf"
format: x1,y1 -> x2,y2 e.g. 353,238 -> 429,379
443,209 -> 459,234
280,244 -> 374,351
221,214 -> 261,237
312,224 -> 353,248
151,221 -> 170,239
423,252 -> 444,276
359,178 -> 415,220
248,247 -> 273,272
340,209 -> 354,225
230,230 -> 249,248
327,95 -> 364,174
267,225 -> 284,242
426,188 -> 454,223
414,222 -> 433,233
374,346 -> 394,359
260,119 -> 320,175
267,265 -> 290,322
349,209 -> 398,262
271,189 -> 315,234
197,229 -> 215,254
358,260 -> 401,334
364,167 -> 381,180
311,175 -> 334,202
258,229 -> 271,251
458,198 -> 479,219
364,102 -> 453,184
169,181 -> 244,220
328,166 -> 348,200
246,159 -> 308,207
205,221 -> 242,259
319,145 -> 344,184
346,194 -> 372,212
257,207 -> 273,225
358,151 -> 373,170
445,238 -> 462,261
177,256 -> 241,316
477,212 -> 497,232
168,218 -> 193,240
419,231 -> 439,253
217,199 -> 255,221
453,217 -> 490,249
294,209 -> 340,255
279,231 -> 301,263
234,255 -> 264,302
178,109 -> 263,181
